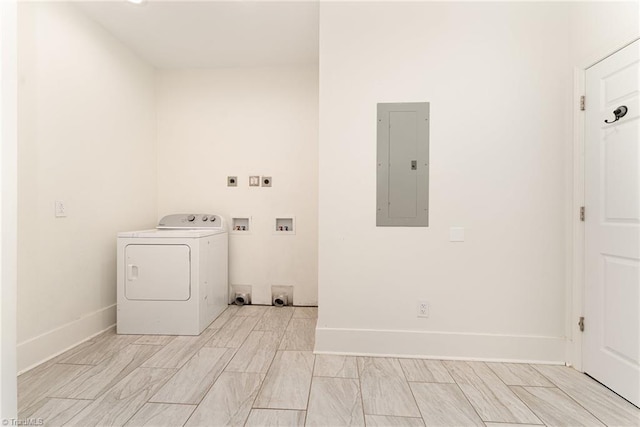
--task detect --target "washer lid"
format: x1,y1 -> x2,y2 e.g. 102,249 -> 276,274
118,229 -> 225,238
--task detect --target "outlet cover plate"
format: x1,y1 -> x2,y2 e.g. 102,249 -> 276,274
55,200 -> 67,217
417,300 -> 429,318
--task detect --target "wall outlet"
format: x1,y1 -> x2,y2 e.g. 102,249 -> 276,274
227,176 -> 238,187
55,200 -> 67,218
417,300 -> 429,318
261,176 -> 272,187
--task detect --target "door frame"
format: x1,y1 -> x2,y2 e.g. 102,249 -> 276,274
1,0 -> 18,418
569,35 -> 640,371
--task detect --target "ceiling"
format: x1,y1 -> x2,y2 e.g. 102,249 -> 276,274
75,1 -> 319,69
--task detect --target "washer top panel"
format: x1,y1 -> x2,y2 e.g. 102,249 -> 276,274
118,228 -> 225,239
118,213 -> 227,238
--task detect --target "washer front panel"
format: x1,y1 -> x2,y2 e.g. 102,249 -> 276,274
124,244 -> 191,301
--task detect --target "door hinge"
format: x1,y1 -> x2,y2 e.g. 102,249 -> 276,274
580,206 -> 585,222
578,316 -> 585,332
580,96 -> 585,111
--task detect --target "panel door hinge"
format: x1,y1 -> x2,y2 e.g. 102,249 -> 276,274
578,316 -> 585,332
580,96 -> 586,111
580,206 -> 585,222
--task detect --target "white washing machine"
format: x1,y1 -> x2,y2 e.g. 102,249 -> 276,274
117,213 -> 228,335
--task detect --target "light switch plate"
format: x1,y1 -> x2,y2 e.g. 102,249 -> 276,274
249,176 -> 260,187
449,227 -> 465,242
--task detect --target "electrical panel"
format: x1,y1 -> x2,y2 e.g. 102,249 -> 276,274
377,102 -> 429,227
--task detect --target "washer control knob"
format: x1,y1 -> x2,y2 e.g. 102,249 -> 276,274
210,216 -> 216,222
187,214 -> 196,222
202,216 -> 208,221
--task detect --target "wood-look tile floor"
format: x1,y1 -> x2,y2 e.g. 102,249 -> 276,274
18,306 -> 640,427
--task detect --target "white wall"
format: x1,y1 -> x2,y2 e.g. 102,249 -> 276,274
157,66 -> 318,306
568,1 -> 639,67
1,0 -> 18,418
317,2 -> 575,362
17,2 -> 157,372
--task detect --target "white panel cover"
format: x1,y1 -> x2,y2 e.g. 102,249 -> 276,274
125,244 -> 191,301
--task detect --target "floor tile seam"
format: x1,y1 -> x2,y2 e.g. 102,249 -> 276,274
19,395 -> 94,420
146,355 -> 235,405
239,313 -> 282,412
529,366 -> 622,425
441,360 -> 498,425
397,356 -> 426,422
483,422 -> 545,426
31,365 -> 94,403
498,363 -> 553,388
243,408 -> 309,427
273,308 -> 296,352
405,378 -> 455,384
209,307 -> 240,328
127,397 -> 197,427
312,373 -> 359,379
355,357 -> 368,426
511,385 -> 561,389
137,341 -> 208,400
486,362 -> 548,388
44,352 -> 148,402
529,365 -> 563,389
532,382 -> 612,426
142,331 -> 217,370
133,341 -> 176,346
251,403 -> 306,411
142,402 -> 199,407
247,348 -> 281,410
69,365 -> 178,427
249,350 -> 315,411
474,361 -> 544,425
365,413 -> 426,420
223,345 -> 277,375
582,373 -> 640,414
306,355 -> 319,413
49,362 -> 97,367
169,345 -> 246,407
26,398 -> 92,424
181,396 -> 201,427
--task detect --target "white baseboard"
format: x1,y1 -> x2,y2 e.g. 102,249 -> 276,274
315,327 -> 566,364
17,304 -> 116,374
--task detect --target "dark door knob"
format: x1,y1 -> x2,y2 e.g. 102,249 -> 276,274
605,105 -> 628,123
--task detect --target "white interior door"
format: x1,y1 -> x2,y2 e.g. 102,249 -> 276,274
584,39 -> 640,407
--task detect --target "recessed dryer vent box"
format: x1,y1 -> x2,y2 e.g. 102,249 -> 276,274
231,217 -> 251,234
230,284 -> 252,305
377,102 -> 429,227
275,217 -> 295,234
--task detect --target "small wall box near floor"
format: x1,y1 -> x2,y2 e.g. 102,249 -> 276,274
116,214 -> 228,335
